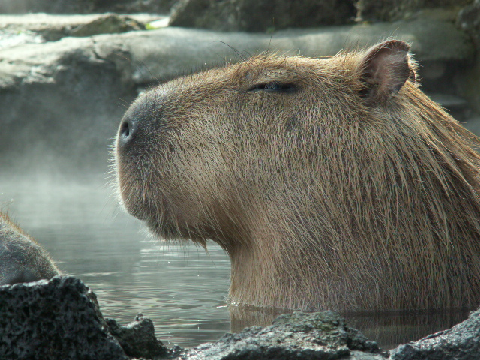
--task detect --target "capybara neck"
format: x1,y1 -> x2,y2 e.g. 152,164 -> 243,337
115,40 -> 480,312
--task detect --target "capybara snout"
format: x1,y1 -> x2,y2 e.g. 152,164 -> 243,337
115,40 -> 480,312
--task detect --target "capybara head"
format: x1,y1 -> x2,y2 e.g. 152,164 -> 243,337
115,40 -> 480,311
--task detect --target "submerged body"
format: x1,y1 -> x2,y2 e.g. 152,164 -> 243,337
0,212 -> 60,285
115,40 -> 480,311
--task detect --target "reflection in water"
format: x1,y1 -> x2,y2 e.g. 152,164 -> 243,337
0,174 -> 472,349
229,305 -> 470,350
0,174 -> 231,347
344,309 -> 471,350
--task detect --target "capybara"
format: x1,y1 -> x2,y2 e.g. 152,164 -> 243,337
115,40 -> 480,311
0,212 -> 60,285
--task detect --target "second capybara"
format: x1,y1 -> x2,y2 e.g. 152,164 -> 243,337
0,212 -> 60,285
115,40 -> 480,312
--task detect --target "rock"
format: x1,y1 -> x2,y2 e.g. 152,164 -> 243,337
0,14 -> 165,41
357,0 -> 472,23
69,14 -> 145,37
109,0 -> 178,14
179,311 -> 385,360
0,17 -> 475,173
95,19 -> 473,85
106,315 -> 170,359
0,0 -> 96,14
169,0 -> 357,32
0,29 -> 44,49
454,1 -> 480,115
0,0 -> 177,14
2,276 -> 480,359
389,309 -> 480,360
0,35 -> 136,173
0,276 -> 128,360
458,0 -> 480,48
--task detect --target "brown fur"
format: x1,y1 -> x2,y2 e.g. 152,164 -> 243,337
0,212 -> 60,285
115,40 -> 480,311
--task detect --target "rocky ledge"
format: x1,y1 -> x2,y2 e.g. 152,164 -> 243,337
1,276 -> 479,360
1,14 -> 478,174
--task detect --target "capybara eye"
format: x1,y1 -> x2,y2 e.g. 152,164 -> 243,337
248,82 -> 296,93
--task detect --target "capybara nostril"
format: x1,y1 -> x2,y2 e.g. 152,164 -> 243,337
118,117 -> 137,148
120,120 -> 130,138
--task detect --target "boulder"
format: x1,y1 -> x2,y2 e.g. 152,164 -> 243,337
169,0 -> 357,32
390,309 -> 480,360
0,16 -> 475,174
94,19 -> 473,85
0,14 -> 165,42
0,276 -> 128,360
357,0 -> 473,23
0,35 -> 136,173
106,315 -> 169,359
2,276 -> 480,359
0,0 -> 176,14
458,0 -> 480,48
180,311 -> 384,360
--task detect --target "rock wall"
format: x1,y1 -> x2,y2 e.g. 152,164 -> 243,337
1,14 -> 476,175
0,0 -> 176,14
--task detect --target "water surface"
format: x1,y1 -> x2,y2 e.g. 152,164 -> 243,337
0,172 -> 472,350
0,173 -> 231,348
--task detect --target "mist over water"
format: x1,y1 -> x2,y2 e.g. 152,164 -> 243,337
0,168 -> 231,347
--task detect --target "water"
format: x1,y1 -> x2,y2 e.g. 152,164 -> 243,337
0,172 -> 472,350
0,173 -> 231,348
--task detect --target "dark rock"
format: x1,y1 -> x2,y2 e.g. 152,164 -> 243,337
0,0 -> 177,14
455,1 -> 480,115
458,0 -> 480,48
169,0 -> 357,32
389,309 -> 480,360
179,311 -> 384,360
357,0 -> 472,23
0,14 -> 163,42
3,276 -> 480,359
106,314 -> 169,359
105,0 -> 178,14
0,0 -> 96,14
0,276 -> 128,360
0,17 -> 475,173
70,14 -> 145,37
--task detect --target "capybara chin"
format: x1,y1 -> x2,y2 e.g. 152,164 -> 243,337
0,212 -> 60,285
115,40 -> 480,312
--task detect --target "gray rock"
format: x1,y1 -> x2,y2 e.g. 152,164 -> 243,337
94,19 -> 473,85
106,315 -> 170,358
0,276 -> 128,360
3,276 -> 480,359
70,14 -> 145,37
169,0 -> 356,32
179,311 -> 385,360
389,309 -> 480,360
357,0 -> 471,23
458,0 -> 480,48
0,35 -> 136,172
0,14 -> 166,42
0,17 -> 475,172
0,0 -> 176,14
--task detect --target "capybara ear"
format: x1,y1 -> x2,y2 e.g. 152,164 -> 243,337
359,40 -> 416,105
